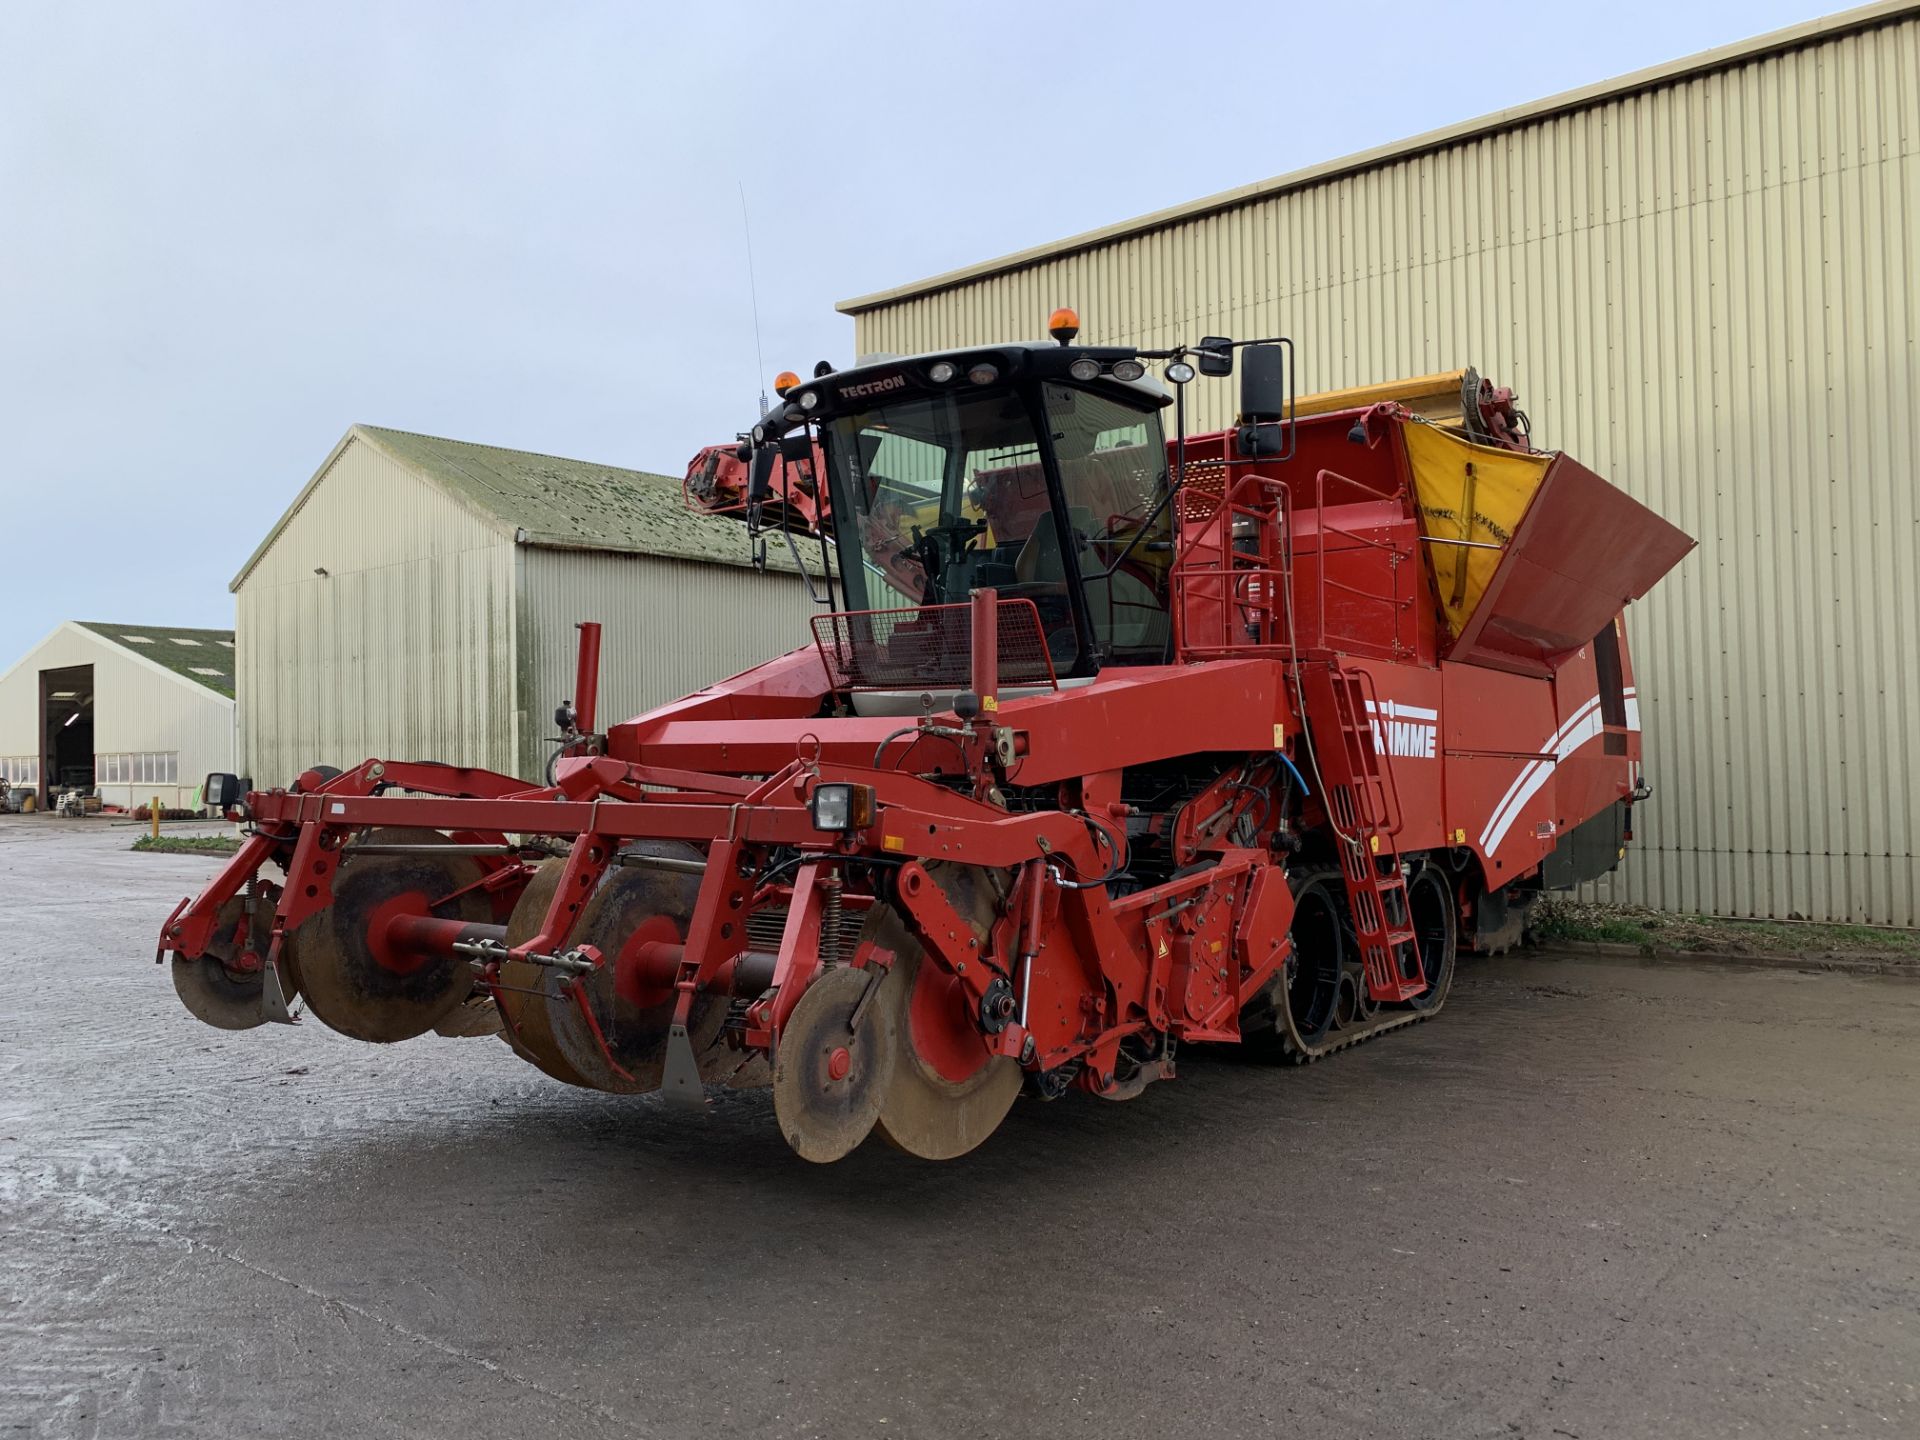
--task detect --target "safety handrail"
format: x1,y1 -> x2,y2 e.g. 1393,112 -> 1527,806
1344,663 -> 1407,837
1171,471 -> 1295,659
1310,467 -> 1417,661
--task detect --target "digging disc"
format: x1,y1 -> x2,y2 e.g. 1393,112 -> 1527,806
543,841 -> 730,1094
871,865 -> 1023,1161
171,895 -> 272,1031
287,827 -> 489,1043
493,859 -> 596,1086
772,964 -> 897,1163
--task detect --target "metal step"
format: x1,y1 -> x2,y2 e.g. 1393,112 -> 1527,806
1299,662 -> 1427,1003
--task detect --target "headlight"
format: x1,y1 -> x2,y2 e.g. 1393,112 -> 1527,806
809,782 -> 875,833
967,363 -> 999,385
204,772 -> 245,809
1067,357 -> 1101,381
798,389 -> 820,411
927,360 -> 957,384
1166,360 -> 1196,384
1109,359 -> 1146,382
751,424 -> 767,444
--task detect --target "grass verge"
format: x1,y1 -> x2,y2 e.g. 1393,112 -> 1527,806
131,834 -> 242,856
1533,899 -> 1920,959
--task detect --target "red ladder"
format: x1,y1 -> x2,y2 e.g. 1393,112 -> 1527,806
1298,662 -> 1427,1003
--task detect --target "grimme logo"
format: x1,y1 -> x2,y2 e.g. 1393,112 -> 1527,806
841,373 -> 909,401
1365,699 -> 1438,759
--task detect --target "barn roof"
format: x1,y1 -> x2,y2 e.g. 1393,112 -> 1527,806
74,622 -> 236,697
232,424 -> 809,590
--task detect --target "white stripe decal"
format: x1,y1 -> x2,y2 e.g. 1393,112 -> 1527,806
1482,704 -> 1608,855
1363,699 -> 1440,722
1623,696 -> 1641,732
1477,696 -> 1601,850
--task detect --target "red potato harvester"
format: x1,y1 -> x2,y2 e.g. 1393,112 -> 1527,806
161,312 -> 1692,1162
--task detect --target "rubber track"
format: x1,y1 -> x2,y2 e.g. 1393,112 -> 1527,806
1270,860 -> 1449,1064
1274,996 -> 1437,1064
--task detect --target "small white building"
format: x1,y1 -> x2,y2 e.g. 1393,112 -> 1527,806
0,621 -> 237,811
232,424 -> 817,789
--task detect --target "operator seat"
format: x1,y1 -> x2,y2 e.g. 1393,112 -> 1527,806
1012,506 -> 1094,585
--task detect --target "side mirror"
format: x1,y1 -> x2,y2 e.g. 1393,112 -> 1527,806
1195,337 -> 1233,377
746,445 -> 777,503
1239,343 -> 1287,420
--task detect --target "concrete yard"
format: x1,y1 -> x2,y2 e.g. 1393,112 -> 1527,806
2,816 -> 1915,1439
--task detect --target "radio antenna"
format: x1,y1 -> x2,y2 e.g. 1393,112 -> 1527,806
739,182 -> 769,414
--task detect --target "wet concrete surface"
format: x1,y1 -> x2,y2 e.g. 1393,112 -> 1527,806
2,814 -> 1916,1439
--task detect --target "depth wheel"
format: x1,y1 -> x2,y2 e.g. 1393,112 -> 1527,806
494,859 -> 596,1086
870,865 -> 1022,1161
772,964 -> 897,1163
285,827 -> 489,1043
171,895 -> 277,1031
542,841 -> 730,1093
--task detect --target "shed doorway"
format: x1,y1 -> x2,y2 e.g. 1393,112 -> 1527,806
39,664 -> 93,808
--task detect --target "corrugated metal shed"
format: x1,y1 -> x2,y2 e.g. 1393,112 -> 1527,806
234,426 -> 814,790
839,2 -> 1920,925
0,621 -> 236,809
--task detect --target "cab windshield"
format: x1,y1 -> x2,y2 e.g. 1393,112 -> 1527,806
823,383 -> 1173,669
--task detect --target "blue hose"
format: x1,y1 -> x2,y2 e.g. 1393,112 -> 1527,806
1276,749 -> 1310,797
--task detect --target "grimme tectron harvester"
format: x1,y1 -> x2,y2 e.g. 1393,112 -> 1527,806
161,311 -> 1692,1161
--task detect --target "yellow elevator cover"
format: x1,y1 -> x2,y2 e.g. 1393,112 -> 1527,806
1403,423 -> 1553,638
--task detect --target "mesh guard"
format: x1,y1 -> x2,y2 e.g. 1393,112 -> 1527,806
812,598 -> 1058,693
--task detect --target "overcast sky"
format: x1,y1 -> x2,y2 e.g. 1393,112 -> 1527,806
0,0 -> 1819,662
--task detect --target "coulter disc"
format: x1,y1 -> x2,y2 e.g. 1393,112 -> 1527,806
493,858 -> 596,1086
870,866 -> 1022,1161
542,841 -> 730,1093
286,827 -> 489,1043
771,963 -> 896,1163
171,895 -> 274,1031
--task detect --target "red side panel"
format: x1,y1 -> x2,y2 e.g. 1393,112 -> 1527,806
1450,456 -> 1695,677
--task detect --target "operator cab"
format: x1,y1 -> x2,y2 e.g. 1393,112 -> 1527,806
750,333 -> 1178,678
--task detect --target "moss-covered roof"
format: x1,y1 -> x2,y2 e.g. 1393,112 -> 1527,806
232,424 -> 825,592
356,425 -> 804,572
76,622 -> 235,697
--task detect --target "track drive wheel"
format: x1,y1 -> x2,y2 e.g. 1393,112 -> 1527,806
171,895 -> 282,1031
542,841 -> 730,1093
285,827 -> 489,1043
1404,862 -> 1457,1013
1239,866 -> 1345,1062
772,964 -> 897,1163
869,865 -> 1023,1161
